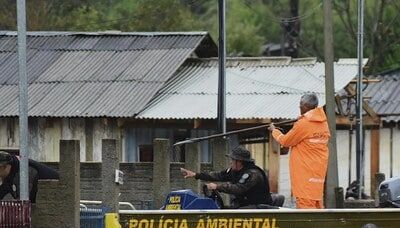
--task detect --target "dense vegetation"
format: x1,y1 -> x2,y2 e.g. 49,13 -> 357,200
1,0 -> 399,73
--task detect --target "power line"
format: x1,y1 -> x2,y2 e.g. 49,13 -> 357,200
243,0 -> 323,23
56,0 -> 204,30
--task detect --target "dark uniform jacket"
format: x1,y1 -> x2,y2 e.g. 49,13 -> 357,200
0,155 -> 59,203
195,163 -> 272,208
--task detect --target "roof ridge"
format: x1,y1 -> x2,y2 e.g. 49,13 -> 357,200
184,57 -> 318,66
0,31 -> 209,37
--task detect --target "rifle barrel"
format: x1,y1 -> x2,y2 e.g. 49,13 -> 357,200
173,119 -> 296,146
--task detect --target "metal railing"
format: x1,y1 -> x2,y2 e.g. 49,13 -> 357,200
80,200 -> 136,210
0,201 -> 31,227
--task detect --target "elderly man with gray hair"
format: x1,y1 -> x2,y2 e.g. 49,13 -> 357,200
268,93 -> 330,209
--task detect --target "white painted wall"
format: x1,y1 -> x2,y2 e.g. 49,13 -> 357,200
393,128 -> 400,177
278,153 -> 294,207
379,127 -> 400,178
331,129 -> 372,195
380,128 -> 391,177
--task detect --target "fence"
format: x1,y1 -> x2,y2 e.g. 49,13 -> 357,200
0,201 -> 31,227
80,207 -> 108,228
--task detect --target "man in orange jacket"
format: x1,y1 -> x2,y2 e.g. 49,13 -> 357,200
268,93 -> 330,209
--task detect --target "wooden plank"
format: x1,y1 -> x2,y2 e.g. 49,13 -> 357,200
344,85 -> 379,119
235,119 -> 271,124
245,143 -> 265,170
336,116 -> 380,127
370,128 -> 380,197
193,119 -> 202,129
268,131 -> 280,193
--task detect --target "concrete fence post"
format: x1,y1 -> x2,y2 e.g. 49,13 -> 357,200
153,138 -> 170,209
375,172 -> 385,207
335,187 -> 344,208
59,140 -> 80,228
185,143 -> 201,193
102,139 -> 120,212
211,138 -> 229,204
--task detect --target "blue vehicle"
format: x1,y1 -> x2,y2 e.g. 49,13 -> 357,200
162,185 -> 284,210
162,189 -> 220,210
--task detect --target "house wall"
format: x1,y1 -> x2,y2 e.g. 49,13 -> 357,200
0,117 -> 123,162
278,153 -> 292,207
336,129 -> 372,195
335,128 -> 400,195
0,117 -> 216,163
379,127 -> 400,178
3,116 -> 399,206
0,118 -> 19,148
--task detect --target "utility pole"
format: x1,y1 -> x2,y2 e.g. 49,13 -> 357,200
17,0 -> 29,201
282,0 -> 300,57
323,0 -> 339,208
356,0 -> 365,199
217,0 -> 226,134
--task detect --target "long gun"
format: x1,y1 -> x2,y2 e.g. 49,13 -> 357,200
173,119 -> 297,146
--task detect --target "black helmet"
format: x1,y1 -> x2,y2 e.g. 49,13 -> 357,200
225,146 -> 254,162
0,151 -> 12,166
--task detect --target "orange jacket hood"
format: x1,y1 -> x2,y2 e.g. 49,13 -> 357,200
302,107 -> 327,123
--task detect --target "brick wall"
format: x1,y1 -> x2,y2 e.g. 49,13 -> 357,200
43,162 -> 212,209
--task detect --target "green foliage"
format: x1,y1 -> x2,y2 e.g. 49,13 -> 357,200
0,0 -> 16,30
1,0 -> 400,73
200,0 -> 265,55
330,0 -> 400,73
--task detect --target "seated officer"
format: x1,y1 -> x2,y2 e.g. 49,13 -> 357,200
0,151 -> 59,203
181,146 -> 272,208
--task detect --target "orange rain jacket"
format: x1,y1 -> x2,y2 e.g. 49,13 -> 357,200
272,107 -> 330,200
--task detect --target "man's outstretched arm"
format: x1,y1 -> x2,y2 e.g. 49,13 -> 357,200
180,168 -> 231,182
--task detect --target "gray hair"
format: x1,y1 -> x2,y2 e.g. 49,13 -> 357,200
300,93 -> 318,108
361,224 -> 378,228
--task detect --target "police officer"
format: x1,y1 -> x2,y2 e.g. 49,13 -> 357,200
0,151 -> 59,203
180,146 -> 272,208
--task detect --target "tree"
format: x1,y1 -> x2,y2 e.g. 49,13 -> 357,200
1,0 -> 400,73
333,0 -> 400,73
112,0 -> 201,31
0,0 -> 104,30
298,0 -> 400,73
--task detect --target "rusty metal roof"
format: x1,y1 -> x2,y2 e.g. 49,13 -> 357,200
137,57 -> 362,120
0,31 -> 216,117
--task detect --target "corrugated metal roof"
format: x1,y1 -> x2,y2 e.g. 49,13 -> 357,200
137,57 -> 361,120
381,115 -> 400,123
139,93 -> 325,119
337,70 -> 400,123
365,71 -> 400,122
0,31 -> 216,117
0,81 -> 166,117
